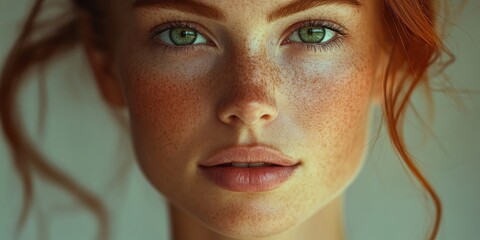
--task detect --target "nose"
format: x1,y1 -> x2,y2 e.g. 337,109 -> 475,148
217,55 -> 279,127
217,87 -> 278,125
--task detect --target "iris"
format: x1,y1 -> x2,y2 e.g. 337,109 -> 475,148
169,27 -> 198,45
298,27 -> 326,43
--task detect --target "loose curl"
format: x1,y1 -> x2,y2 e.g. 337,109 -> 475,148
0,0 -> 454,239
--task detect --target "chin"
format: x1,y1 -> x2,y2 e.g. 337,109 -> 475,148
205,216 -> 296,240
187,196 -> 305,240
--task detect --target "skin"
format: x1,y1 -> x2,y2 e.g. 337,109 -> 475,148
88,0 -> 387,239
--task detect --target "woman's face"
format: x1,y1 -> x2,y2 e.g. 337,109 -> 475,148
111,0 -> 384,238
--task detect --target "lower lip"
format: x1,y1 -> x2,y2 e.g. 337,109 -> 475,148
200,165 -> 298,192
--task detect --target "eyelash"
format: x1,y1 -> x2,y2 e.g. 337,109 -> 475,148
150,21 -> 210,54
282,19 -> 347,53
149,19 -> 347,54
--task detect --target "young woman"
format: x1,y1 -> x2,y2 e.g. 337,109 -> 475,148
1,0 -> 461,239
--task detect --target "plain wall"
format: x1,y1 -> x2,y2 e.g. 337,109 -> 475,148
1,0 -> 479,239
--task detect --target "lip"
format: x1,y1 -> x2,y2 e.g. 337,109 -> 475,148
199,145 -> 300,192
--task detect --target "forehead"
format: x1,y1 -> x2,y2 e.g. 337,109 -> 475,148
131,0 -> 365,22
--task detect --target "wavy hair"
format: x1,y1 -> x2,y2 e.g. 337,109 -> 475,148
0,0 -> 454,239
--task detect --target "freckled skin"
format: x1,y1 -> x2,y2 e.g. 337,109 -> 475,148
111,0 -> 384,239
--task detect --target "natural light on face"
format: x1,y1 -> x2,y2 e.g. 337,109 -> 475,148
114,0 -> 384,238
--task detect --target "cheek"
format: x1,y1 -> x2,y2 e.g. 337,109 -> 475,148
118,54 -> 211,185
288,57 -> 372,130
128,79 -> 202,150
119,64 -> 213,195
285,54 -> 375,189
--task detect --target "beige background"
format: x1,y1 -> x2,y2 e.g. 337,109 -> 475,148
1,0 -> 479,239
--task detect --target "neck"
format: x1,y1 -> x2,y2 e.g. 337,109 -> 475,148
168,195 -> 346,240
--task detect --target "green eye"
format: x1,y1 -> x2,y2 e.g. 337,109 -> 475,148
156,27 -> 208,46
299,27 -> 325,43
288,26 -> 336,44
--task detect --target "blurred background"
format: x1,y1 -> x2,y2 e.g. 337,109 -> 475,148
0,0 -> 479,239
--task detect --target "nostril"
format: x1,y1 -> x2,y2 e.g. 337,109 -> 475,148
226,115 -> 240,124
218,103 -> 278,126
217,95 -> 278,126
261,114 -> 273,121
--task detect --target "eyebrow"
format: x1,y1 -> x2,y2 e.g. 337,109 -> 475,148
133,0 -> 226,21
133,0 -> 361,22
268,0 -> 361,22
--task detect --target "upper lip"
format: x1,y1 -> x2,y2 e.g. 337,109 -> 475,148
199,144 -> 299,167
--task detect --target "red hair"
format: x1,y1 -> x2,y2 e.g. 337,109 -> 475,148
0,0 -> 454,239
382,0 -> 454,238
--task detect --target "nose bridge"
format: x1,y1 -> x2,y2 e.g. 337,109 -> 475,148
230,50 -> 279,98
217,50 -> 280,126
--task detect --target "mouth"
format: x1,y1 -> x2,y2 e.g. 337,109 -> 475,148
199,145 -> 300,192
216,162 -> 280,167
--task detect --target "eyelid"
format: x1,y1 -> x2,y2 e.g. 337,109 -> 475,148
148,19 -> 348,54
149,21 -> 216,47
281,19 -> 348,45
